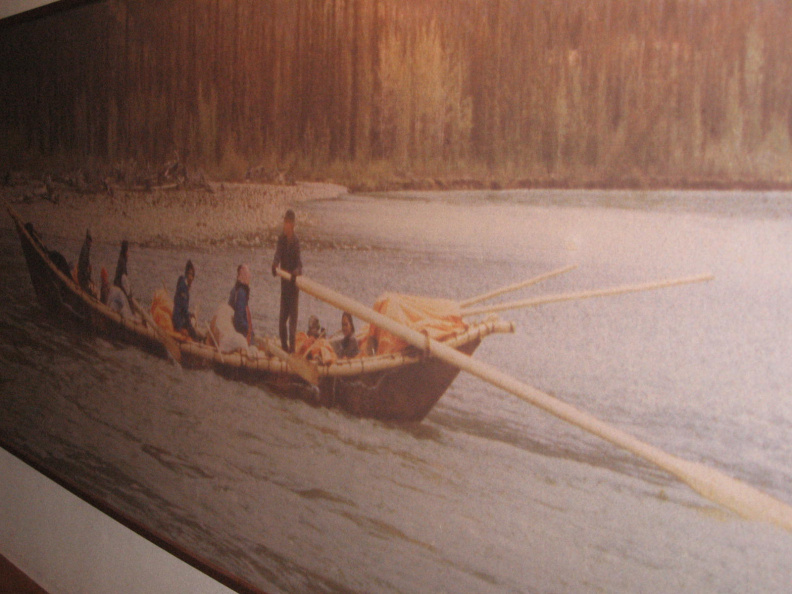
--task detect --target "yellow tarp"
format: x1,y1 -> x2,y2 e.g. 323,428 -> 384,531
365,293 -> 466,355
151,288 -> 175,334
293,293 -> 466,363
295,332 -> 339,365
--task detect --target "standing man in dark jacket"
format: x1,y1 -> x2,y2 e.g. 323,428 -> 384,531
271,209 -> 302,352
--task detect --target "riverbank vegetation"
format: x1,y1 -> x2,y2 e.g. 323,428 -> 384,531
2,0 -> 792,190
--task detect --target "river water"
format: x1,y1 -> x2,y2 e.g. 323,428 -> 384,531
2,189 -> 792,592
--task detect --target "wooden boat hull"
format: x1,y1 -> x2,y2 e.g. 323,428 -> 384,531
217,338 -> 480,422
9,207 -> 511,422
318,340 -> 478,421
13,215 -> 173,360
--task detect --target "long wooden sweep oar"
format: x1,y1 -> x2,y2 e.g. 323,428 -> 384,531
206,326 -> 225,364
459,264 -> 577,308
129,296 -> 182,368
275,268 -> 792,531
461,273 -> 714,317
265,338 -> 320,386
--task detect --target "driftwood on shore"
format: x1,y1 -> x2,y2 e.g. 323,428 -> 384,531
245,162 -> 296,186
3,156 -> 213,204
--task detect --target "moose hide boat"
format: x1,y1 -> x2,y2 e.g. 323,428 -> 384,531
8,207 -> 514,422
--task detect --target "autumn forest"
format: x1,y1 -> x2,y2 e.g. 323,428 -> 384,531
2,0 -> 792,189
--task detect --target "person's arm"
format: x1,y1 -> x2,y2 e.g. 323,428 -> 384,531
293,238 -> 303,277
271,236 -> 283,276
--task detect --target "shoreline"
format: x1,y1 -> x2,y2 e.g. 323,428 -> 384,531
1,181 -> 348,248
5,172 -> 792,249
347,175 -> 792,193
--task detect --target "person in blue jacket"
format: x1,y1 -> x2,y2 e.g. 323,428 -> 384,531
229,264 -> 253,345
172,260 -> 197,339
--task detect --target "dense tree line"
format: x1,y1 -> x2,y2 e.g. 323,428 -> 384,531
2,0 -> 792,187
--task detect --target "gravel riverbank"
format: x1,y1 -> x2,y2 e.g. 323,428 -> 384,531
1,180 -> 347,248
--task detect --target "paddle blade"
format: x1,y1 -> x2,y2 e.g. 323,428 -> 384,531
671,457 -> 792,530
266,339 -> 319,386
160,331 -> 183,365
131,296 -> 182,365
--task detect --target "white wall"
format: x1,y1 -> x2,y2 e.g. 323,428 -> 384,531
0,1 -> 59,20
0,448 -> 235,594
